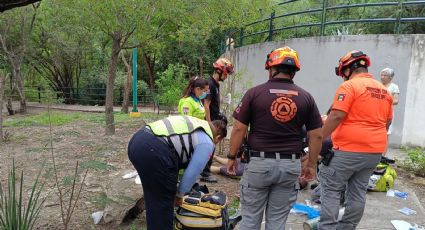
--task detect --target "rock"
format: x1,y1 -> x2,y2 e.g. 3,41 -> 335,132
102,171 -> 144,227
413,177 -> 425,186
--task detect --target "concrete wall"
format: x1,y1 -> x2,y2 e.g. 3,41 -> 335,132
224,34 -> 425,147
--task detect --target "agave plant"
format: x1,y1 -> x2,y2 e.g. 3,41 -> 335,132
0,160 -> 45,230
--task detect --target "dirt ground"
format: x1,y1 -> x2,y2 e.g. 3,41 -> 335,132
1,107 -> 425,230
0,107 -> 239,230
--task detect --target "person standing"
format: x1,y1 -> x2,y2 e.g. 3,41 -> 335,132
178,76 -> 209,120
204,57 -> 234,122
380,67 -> 400,136
226,46 -> 323,230
127,115 -> 227,229
319,51 -> 393,230
201,57 -> 235,182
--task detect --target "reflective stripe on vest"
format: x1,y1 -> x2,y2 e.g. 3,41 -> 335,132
147,115 -> 213,140
147,116 -> 213,167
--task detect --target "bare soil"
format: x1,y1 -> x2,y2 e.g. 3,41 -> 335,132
0,107 -> 239,229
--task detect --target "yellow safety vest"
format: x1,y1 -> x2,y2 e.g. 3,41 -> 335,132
147,116 -> 214,167
147,115 -> 213,141
178,96 -> 206,120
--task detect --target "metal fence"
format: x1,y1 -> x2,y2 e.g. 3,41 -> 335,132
222,0 -> 425,51
5,86 -> 164,107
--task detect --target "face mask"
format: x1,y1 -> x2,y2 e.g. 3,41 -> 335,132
199,91 -> 208,100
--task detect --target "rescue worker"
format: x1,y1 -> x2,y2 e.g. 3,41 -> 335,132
226,46 -> 323,230
127,115 -> 227,229
178,76 -> 209,119
319,51 -> 393,230
204,57 -> 234,122
201,57 -> 235,182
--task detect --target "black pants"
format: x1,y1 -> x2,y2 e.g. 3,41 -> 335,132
128,128 -> 179,230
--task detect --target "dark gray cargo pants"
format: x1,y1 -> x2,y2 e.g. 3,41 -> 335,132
318,150 -> 381,230
239,155 -> 301,230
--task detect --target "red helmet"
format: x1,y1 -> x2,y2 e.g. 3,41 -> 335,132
335,50 -> 370,77
265,46 -> 300,71
213,58 -> 234,75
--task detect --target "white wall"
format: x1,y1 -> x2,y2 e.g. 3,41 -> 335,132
402,36 -> 425,147
225,34 -> 425,147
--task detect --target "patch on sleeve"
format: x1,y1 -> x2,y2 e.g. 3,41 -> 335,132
337,94 -> 346,101
182,107 -> 189,115
235,102 -> 243,114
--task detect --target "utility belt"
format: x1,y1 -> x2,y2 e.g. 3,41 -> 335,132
249,151 -> 301,160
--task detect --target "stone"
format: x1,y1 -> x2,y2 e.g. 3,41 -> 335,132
102,171 -> 144,227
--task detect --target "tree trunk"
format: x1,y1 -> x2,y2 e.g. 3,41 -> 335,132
105,32 -> 122,135
199,56 -> 204,77
0,74 -> 5,143
142,52 -> 155,88
121,52 -> 131,113
11,60 -> 27,113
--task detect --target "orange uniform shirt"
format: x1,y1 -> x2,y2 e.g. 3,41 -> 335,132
331,73 -> 393,153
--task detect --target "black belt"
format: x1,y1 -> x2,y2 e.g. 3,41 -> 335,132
250,151 -> 301,159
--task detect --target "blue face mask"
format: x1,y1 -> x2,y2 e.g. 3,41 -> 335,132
199,91 -> 208,100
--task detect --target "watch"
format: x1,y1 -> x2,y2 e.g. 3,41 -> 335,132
226,153 -> 236,160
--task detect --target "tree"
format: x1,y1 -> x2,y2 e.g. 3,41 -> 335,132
120,51 -> 132,113
0,3 -> 40,113
75,0 -> 170,135
0,0 -> 41,12
0,72 -> 6,142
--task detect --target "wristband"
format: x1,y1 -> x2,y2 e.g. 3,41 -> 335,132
226,154 -> 237,160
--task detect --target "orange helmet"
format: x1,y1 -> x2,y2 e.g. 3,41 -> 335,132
265,46 -> 300,71
335,50 -> 370,77
213,58 -> 234,75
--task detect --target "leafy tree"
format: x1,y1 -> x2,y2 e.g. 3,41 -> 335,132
0,3 -> 40,113
155,64 -> 188,108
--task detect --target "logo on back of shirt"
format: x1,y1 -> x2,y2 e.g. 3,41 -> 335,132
270,97 -> 297,123
337,94 -> 346,101
183,107 -> 189,115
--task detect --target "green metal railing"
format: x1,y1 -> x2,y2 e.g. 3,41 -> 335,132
222,0 -> 425,51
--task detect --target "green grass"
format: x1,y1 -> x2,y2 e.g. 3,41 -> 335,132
4,111 -> 83,127
228,197 -> 240,216
92,193 -> 115,208
3,110 -> 167,128
80,160 -> 114,171
402,147 -> 425,177
62,175 -> 79,186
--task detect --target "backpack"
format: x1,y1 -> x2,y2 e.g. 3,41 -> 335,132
367,162 -> 397,192
175,191 -> 229,230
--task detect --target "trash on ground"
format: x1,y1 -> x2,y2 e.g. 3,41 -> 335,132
391,220 -> 425,230
387,189 -> 408,199
398,207 -> 417,216
135,175 -> 141,185
395,191 -> 408,199
92,211 -> 104,225
290,203 -> 320,219
122,170 -> 138,179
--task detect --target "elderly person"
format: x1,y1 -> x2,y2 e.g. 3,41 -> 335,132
380,68 -> 399,136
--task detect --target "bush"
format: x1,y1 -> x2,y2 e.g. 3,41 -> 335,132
155,64 -> 188,107
402,147 -> 425,177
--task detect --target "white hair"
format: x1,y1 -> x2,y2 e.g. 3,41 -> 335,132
381,68 -> 395,78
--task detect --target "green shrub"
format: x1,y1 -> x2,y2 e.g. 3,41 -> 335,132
155,64 -> 188,107
0,161 -> 45,230
402,147 -> 425,177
